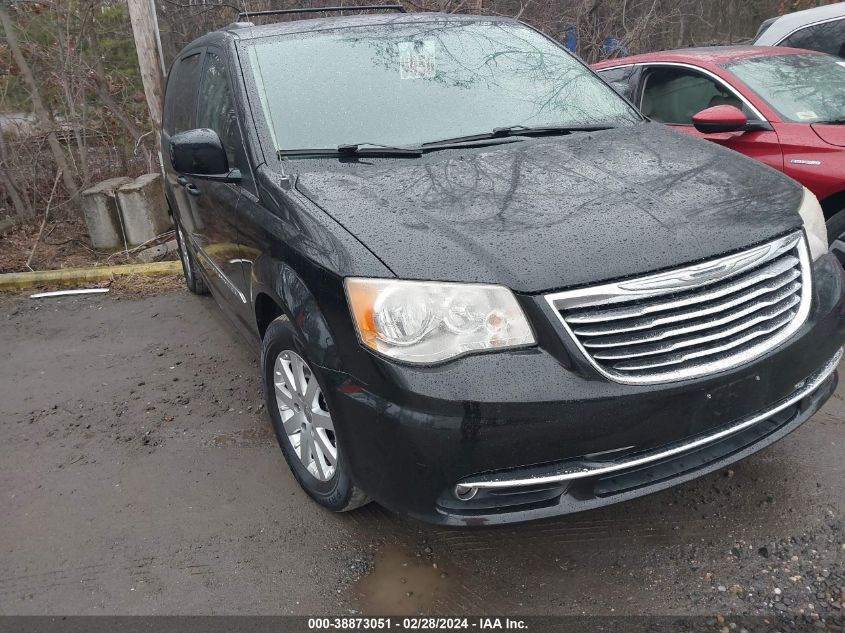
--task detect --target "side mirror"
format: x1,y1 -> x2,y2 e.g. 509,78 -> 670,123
169,129 -> 241,183
692,105 -> 749,134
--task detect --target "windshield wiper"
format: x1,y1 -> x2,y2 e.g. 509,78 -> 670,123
276,126 -> 612,159
493,124 -> 616,136
814,118 -> 845,125
278,143 -> 423,158
421,124 -> 616,148
278,138 -> 526,158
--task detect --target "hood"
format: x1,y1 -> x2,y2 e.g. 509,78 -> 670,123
295,124 -> 803,294
811,123 -> 845,147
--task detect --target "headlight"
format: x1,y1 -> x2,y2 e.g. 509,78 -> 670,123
345,278 -> 536,364
798,187 -> 827,261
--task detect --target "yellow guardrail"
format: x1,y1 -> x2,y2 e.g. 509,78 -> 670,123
0,261 -> 183,291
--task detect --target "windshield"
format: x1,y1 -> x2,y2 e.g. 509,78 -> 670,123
723,53 -> 845,123
245,19 -> 641,151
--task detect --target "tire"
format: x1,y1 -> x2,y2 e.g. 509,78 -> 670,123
261,316 -> 368,512
826,209 -> 845,245
174,221 -> 208,295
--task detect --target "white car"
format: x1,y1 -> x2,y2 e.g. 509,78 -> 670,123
753,1 -> 845,57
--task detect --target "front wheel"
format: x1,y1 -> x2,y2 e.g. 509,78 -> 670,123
261,316 -> 368,512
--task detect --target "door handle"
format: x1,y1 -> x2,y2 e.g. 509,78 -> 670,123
185,183 -> 201,196
177,176 -> 189,186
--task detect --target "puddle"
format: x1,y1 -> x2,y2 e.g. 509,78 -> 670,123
353,543 -> 458,614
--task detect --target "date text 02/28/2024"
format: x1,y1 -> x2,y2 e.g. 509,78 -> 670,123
307,617 -> 528,630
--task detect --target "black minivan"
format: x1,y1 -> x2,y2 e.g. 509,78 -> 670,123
162,9 -> 845,526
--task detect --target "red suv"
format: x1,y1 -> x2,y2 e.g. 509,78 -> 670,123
593,47 -> 845,244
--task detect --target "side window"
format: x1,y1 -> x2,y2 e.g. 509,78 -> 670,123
781,18 -> 845,58
597,66 -> 638,101
640,67 -> 743,125
196,51 -> 255,192
165,52 -> 202,135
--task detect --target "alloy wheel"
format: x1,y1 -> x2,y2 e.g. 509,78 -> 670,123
273,350 -> 338,481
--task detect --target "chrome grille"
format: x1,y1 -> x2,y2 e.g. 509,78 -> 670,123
546,232 -> 812,384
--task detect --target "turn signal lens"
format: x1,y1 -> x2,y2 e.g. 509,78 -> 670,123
345,278 -> 536,364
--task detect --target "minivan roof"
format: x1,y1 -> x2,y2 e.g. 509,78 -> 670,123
222,11 -> 503,40
753,1 -> 845,45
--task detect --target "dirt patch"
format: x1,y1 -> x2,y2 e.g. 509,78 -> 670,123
102,273 -> 184,298
0,216 -> 178,274
210,425 -> 274,448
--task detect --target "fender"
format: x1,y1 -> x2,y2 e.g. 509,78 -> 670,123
250,256 -> 347,372
245,167 -> 394,372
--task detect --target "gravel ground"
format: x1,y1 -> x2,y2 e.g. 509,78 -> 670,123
0,287 -> 843,625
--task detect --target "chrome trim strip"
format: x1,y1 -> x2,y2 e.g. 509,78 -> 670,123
195,248 -> 248,304
572,273 -> 801,334
591,301 -> 797,359
610,311 -> 795,370
458,348 -> 842,492
566,256 -> 800,322
186,237 -> 248,304
551,234 -> 799,311
546,232 -> 811,385
580,282 -> 800,344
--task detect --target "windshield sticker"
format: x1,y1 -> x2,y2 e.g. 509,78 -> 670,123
796,111 -> 819,121
399,40 -> 436,79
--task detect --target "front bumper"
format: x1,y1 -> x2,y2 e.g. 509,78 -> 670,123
442,349 -> 839,523
322,253 -> 845,526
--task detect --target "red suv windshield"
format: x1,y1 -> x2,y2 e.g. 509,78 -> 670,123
723,53 -> 845,123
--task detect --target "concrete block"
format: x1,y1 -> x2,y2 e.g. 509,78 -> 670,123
80,177 -> 133,249
116,173 -> 172,247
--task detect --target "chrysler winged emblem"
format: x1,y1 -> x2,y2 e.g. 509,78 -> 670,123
618,234 -> 800,292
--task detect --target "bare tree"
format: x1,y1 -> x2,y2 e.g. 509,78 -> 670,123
0,129 -> 32,216
0,4 -> 79,199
